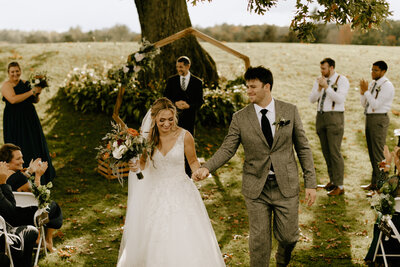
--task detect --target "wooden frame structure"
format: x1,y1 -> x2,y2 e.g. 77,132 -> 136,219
100,27 -> 250,180
112,27 -> 251,126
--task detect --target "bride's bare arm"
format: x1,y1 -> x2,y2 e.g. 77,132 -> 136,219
184,131 -> 200,173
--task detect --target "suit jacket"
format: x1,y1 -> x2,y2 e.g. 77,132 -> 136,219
203,99 -> 316,199
164,74 -> 204,134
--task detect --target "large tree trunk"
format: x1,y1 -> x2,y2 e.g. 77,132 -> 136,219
134,0 -> 218,86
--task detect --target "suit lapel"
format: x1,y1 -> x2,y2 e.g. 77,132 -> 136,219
271,100 -> 284,150
247,104 -> 270,147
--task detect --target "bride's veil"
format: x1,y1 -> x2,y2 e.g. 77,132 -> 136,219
117,108 -> 152,265
140,108 -> 152,139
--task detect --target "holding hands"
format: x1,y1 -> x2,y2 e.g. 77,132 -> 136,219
317,77 -> 328,91
192,167 -> 209,181
128,158 -> 140,173
175,100 -> 190,110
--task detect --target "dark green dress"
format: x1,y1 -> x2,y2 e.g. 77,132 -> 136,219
3,80 -> 55,184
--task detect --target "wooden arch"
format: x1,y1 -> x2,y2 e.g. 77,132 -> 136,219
112,27 -> 251,127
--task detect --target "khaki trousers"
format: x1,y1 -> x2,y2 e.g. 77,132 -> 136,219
316,112 -> 345,186
244,179 -> 299,267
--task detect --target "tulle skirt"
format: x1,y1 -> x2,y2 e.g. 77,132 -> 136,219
117,171 -> 225,267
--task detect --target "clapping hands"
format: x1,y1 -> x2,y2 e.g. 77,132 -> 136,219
192,167 -> 209,182
0,162 -> 9,184
28,158 -> 48,177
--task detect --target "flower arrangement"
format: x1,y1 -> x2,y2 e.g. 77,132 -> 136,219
28,176 -> 53,209
29,71 -> 50,89
96,122 -> 149,181
273,117 -> 290,130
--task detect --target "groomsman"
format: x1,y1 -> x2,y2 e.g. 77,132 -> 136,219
360,61 -> 395,192
309,58 -> 349,196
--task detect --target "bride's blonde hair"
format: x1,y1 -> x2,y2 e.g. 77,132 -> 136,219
148,97 -> 178,160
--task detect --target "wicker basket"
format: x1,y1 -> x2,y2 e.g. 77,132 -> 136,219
97,158 -> 130,180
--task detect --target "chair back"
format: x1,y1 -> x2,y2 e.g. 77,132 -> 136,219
12,192 -> 38,208
0,216 -> 14,267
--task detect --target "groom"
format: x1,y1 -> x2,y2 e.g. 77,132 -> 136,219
193,66 -> 317,267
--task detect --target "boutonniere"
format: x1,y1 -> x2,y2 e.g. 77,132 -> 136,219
273,117 -> 290,130
331,84 -> 338,91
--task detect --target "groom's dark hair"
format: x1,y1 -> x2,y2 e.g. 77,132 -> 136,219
244,66 -> 273,91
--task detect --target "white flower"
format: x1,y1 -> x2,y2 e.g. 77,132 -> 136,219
113,141 -> 118,148
122,65 -> 130,73
134,66 -> 141,73
112,145 -> 128,159
125,138 -> 132,147
35,79 -> 40,84
134,53 -> 145,62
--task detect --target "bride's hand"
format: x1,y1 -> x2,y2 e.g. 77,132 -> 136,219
129,159 -> 140,172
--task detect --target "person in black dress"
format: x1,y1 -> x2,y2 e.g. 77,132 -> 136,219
164,56 -> 204,176
1,62 -> 55,184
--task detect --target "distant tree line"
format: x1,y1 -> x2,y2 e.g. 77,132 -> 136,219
0,25 -> 141,43
1,20 -> 400,46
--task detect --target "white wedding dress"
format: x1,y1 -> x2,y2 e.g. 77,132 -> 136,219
117,129 -> 225,267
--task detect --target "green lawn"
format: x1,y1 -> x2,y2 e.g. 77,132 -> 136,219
0,42 -> 399,266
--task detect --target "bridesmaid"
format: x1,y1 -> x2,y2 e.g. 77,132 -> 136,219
1,62 -> 55,184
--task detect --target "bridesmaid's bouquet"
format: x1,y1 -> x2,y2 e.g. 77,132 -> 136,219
96,122 -> 148,181
28,175 -> 53,209
29,71 -> 50,89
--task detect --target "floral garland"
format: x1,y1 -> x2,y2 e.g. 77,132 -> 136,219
28,176 -> 53,209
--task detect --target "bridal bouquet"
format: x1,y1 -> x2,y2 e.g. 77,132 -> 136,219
96,122 -> 148,181
29,71 -> 50,89
28,175 -> 53,209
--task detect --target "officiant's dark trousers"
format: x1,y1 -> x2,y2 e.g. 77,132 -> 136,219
365,113 -> 389,185
316,111 -> 344,186
244,179 -> 299,267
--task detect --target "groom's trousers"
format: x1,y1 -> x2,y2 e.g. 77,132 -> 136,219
244,179 -> 299,267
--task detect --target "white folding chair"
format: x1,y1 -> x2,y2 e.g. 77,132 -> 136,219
0,216 -> 15,267
13,192 -> 47,266
373,198 -> 400,267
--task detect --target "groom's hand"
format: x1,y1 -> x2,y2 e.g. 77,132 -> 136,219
305,188 -> 316,207
192,167 -> 209,181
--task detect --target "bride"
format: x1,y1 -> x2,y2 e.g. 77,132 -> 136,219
117,97 -> 225,267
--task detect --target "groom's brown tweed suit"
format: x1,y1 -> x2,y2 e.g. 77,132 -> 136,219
203,100 -> 316,266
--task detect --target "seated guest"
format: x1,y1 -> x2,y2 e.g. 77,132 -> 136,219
0,143 -> 45,192
0,219 -> 38,267
0,161 -> 62,252
365,145 -> 400,265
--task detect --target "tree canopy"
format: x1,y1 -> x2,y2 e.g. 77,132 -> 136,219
190,0 -> 392,42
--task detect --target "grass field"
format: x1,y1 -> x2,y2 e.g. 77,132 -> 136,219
0,41 -> 399,266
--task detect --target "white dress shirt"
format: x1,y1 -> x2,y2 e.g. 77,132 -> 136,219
309,72 -> 350,112
360,76 -> 394,114
254,99 -> 276,137
180,72 -> 191,90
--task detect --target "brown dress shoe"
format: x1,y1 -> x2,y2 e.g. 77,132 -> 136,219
324,182 -> 336,191
360,183 -> 377,191
327,187 -> 344,196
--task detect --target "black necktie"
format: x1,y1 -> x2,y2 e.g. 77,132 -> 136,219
261,109 -> 274,172
261,109 -> 273,147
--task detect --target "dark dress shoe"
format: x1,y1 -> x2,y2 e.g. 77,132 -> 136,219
324,182 -> 336,191
360,184 -> 377,191
327,187 -> 344,196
